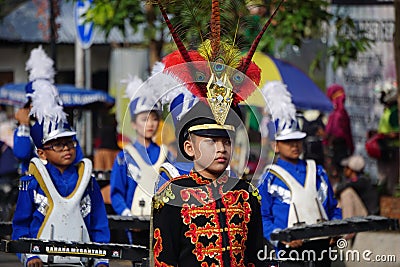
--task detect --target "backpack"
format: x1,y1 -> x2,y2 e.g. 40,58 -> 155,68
365,133 -> 386,159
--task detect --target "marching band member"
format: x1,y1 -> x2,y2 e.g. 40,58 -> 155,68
149,0 -> 284,264
12,83 -> 109,267
110,76 -> 174,219
152,99 -> 265,266
258,81 -> 342,267
13,46 -> 83,175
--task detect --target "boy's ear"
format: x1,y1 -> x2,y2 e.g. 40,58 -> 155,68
131,121 -> 137,131
183,139 -> 195,158
273,141 -> 280,153
36,149 -> 47,160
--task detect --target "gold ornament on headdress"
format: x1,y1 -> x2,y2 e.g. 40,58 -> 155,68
153,0 -> 284,126
206,71 -> 233,125
245,0 -> 265,8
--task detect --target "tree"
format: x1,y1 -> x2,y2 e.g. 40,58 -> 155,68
80,0 -> 372,72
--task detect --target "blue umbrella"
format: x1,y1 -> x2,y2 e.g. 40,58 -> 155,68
247,52 -> 333,112
0,83 -> 115,108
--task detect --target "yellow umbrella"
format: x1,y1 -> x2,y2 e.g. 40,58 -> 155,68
246,52 -> 333,112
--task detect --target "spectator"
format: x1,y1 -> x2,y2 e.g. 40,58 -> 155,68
94,113 -> 120,172
301,110 -> 326,166
336,155 -> 379,242
336,155 -> 379,217
376,81 -> 399,196
324,84 -> 354,181
93,112 -> 121,209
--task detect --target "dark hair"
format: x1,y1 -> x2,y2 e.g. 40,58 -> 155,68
131,110 -> 160,123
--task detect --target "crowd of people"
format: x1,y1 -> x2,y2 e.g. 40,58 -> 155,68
0,2 -> 398,267
1,44 -> 389,267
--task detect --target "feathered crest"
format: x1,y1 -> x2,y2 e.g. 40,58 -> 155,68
261,81 -> 296,130
150,61 -> 195,107
123,75 -> 145,100
25,45 -> 55,83
152,0 -> 283,125
29,79 -> 67,124
121,69 -> 186,115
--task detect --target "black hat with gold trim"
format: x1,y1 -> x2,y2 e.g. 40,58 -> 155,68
175,100 -> 242,160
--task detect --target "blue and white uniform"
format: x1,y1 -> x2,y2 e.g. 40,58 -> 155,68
258,158 -> 342,245
110,140 -> 173,217
12,159 -> 110,266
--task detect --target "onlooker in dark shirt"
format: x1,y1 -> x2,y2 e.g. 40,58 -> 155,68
336,155 -> 379,217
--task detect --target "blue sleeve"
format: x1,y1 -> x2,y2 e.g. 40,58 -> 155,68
87,177 -> 110,243
258,174 -> 289,242
319,166 -> 342,220
110,152 -> 137,215
13,131 -> 34,161
12,176 -> 38,261
73,136 -> 84,162
12,176 -> 36,241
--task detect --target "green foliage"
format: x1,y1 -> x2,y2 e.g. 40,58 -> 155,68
84,0 -> 146,39
271,0 -> 332,50
327,15 -> 372,71
77,0 -> 373,71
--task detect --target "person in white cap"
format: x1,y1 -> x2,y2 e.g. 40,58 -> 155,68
12,102 -> 110,267
336,155 -> 379,218
257,81 -> 342,267
13,46 -> 84,175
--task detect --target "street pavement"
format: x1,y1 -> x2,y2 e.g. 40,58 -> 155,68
2,231 -> 399,266
0,252 -> 19,266
0,252 -> 133,266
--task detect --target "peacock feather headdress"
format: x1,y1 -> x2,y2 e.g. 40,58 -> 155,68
150,0 -> 284,126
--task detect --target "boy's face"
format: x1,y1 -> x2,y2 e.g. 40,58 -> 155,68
343,166 -> 352,178
132,111 -> 160,140
184,134 -> 232,179
37,137 -> 77,172
275,139 -> 303,164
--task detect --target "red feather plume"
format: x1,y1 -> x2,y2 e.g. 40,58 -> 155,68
231,60 -> 261,105
162,50 -> 210,100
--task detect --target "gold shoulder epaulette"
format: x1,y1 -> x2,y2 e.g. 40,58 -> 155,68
153,183 -> 175,210
247,181 -> 262,202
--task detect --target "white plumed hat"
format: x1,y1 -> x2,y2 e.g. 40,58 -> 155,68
261,81 -> 306,141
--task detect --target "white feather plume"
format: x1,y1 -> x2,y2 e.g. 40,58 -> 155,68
28,80 -> 67,124
122,75 -> 145,100
25,46 -> 55,83
121,74 -> 164,114
261,81 -> 296,129
149,62 -> 196,108
151,61 -> 166,76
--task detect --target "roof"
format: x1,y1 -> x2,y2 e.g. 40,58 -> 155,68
0,0 -> 157,44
